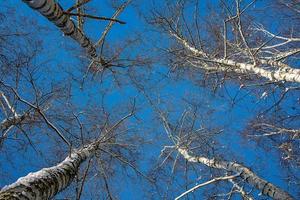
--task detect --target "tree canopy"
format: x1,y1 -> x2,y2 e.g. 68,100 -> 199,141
0,0 -> 299,199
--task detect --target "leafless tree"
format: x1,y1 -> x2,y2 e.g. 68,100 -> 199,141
1,0 -> 299,199
147,1 -> 300,193
154,108 -> 294,199
150,0 -> 300,84
0,3 -> 152,199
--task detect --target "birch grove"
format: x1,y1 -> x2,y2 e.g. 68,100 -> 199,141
149,2 -> 300,197
0,0 -> 299,199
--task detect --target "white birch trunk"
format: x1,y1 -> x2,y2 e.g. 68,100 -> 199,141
22,0 -> 97,58
172,33 -> 300,83
178,148 -> 294,200
0,144 -> 96,199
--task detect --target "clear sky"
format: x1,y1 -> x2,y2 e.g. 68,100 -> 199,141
0,0 -> 299,199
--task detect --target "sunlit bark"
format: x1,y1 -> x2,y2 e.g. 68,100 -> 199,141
172,33 -> 300,83
178,147 -> 294,200
0,144 -> 96,199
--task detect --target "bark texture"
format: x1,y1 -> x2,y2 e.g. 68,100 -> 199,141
22,0 -> 96,57
172,33 -> 300,83
0,113 -> 30,132
178,148 -> 294,200
0,144 -> 96,200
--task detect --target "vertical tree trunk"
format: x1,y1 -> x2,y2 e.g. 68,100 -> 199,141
22,0 -> 97,58
0,144 -> 96,200
178,148 -> 294,200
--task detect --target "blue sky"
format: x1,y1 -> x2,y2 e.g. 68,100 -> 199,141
0,0 -> 299,199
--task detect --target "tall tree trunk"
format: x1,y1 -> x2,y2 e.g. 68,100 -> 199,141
171,33 -> 300,83
178,148 -> 294,200
0,144 -> 96,200
22,0 -> 96,58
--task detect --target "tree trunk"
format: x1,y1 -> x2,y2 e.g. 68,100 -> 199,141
0,144 -> 96,200
22,0 -> 96,58
171,33 -> 300,83
178,148 -> 294,200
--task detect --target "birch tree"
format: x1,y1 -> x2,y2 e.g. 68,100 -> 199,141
0,92 -> 146,199
154,109 -> 295,199
150,0 -> 300,84
0,6 -> 149,199
149,0 -> 300,179
22,0 -> 96,58
0,143 -> 96,199
0,110 -> 137,199
22,0 -> 134,74
1,0 -> 299,199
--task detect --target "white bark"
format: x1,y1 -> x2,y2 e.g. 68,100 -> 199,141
178,148 -> 294,200
0,112 -> 30,132
172,33 -> 300,83
175,174 -> 239,200
0,92 -> 18,118
22,0 -> 96,57
0,144 -> 96,199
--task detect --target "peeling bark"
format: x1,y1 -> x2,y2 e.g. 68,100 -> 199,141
22,0 -> 96,58
0,144 -> 96,200
178,148 -> 294,200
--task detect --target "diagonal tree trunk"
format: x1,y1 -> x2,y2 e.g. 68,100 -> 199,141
22,0 -> 97,58
170,32 -> 300,83
178,147 -> 294,200
0,143 -> 96,200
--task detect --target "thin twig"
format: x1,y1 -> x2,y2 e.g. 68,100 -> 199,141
66,0 -> 91,12
95,0 -> 132,47
76,158 -> 92,200
175,174 -> 240,200
64,12 -> 126,24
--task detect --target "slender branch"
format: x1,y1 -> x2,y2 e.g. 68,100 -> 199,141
229,179 -> 254,200
76,158 -> 92,200
100,148 -> 154,184
0,81 -> 71,147
64,12 -> 126,24
76,0 -> 84,31
223,20 -> 227,58
95,0 -> 132,47
66,0 -> 91,12
37,108 -> 71,147
175,174 -> 240,200
0,91 -> 18,117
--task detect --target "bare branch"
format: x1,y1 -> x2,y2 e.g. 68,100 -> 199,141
64,12 -> 126,24
175,174 -> 240,200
